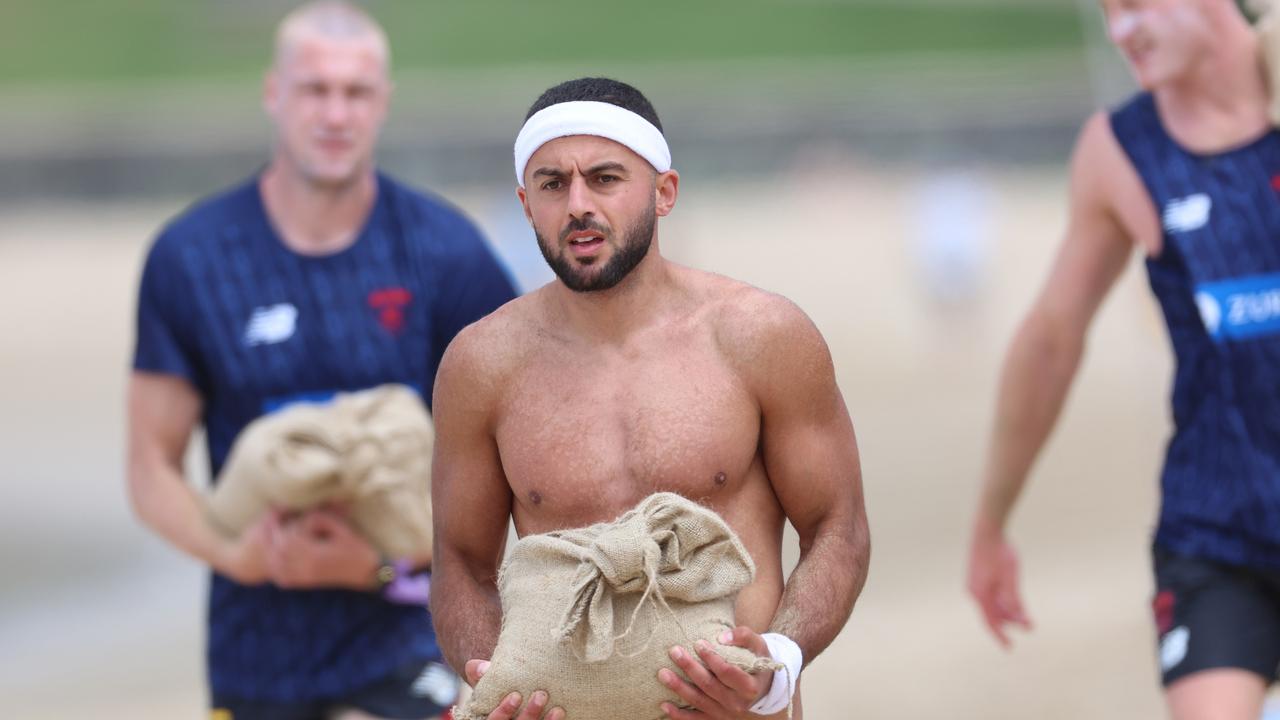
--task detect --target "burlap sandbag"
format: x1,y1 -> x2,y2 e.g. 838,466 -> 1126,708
207,383 -> 434,559
457,492 -> 780,720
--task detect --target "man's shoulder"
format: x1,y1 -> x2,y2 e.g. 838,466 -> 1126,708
141,178 -> 259,274
681,271 -> 834,404
1060,102 -> 1117,153
1079,91 -> 1158,170
694,270 -> 811,332
438,292 -> 539,383
686,269 -> 821,359
681,271 -> 833,407
1069,108 -> 1142,211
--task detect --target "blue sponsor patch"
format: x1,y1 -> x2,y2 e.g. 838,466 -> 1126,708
1194,273 -> 1280,341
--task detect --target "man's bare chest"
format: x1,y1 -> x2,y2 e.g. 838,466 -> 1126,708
493,346 -> 760,526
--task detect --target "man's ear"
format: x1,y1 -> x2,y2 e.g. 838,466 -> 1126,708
517,186 -> 534,226
655,169 -> 680,217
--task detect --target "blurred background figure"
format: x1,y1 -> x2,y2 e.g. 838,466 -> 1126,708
125,2 -> 515,719
2,1 -> 1265,718
967,1 -> 1280,718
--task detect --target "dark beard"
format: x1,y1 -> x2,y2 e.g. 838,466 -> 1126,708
536,203 -> 656,293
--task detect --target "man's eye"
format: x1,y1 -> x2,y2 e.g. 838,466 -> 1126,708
542,180 -> 562,191
597,175 -> 618,184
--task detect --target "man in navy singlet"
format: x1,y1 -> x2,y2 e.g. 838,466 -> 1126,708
126,3 -> 515,719
966,1 -> 1280,717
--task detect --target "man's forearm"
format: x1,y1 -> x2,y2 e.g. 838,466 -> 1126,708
977,319 -> 1084,531
430,558 -> 505,676
767,515 -> 870,665
128,459 -> 235,574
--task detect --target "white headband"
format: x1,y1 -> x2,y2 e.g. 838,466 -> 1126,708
513,100 -> 671,186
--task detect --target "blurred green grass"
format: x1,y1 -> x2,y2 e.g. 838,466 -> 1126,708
2,1 -> 1084,88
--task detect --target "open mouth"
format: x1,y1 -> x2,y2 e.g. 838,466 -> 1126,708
1124,36 -> 1153,65
567,231 -> 606,255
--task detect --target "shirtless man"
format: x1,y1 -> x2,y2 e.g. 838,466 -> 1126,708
429,77 -> 870,720
967,2 -> 1280,717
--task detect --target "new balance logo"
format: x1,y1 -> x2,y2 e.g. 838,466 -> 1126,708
243,303 -> 298,346
410,662 -> 459,706
1162,193 -> 1212,233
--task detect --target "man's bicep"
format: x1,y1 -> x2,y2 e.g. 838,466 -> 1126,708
756,312 -> 862,538
431,436 -> 512,574
127,372 -> 202,484
1035,114 -> 1137,334
430,345 -> 512,577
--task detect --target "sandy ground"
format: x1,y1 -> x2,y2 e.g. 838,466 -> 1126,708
0,164 -> 1260,719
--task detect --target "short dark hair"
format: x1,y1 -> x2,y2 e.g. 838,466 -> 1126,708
524,77 -> 664,133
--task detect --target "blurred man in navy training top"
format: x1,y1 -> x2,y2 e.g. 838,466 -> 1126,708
967,1 -> 1280,718
126,2 -> 515,718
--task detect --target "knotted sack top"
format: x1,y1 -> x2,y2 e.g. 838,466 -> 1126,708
504,492 -> 755,662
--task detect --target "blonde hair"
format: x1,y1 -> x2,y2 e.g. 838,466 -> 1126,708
273,1 -> 391,72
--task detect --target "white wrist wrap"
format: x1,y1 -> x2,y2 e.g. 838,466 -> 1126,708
749,633 -> 802,715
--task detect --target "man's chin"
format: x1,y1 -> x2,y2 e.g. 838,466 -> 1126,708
560,276 -> 599,292
557,269 -> 617,293
1132,61 -> 1179,91
303,162 -> 365,190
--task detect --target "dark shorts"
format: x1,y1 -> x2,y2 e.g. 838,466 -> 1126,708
1152,548 -> 1280,687
210,659 -> 459,720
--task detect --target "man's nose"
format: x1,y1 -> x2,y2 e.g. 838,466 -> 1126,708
566,176 -> 596,219
322,91 -> 352,126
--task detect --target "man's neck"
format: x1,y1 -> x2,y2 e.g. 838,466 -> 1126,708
1156,18 -> 1269,150
259,158 -> 378,256
547,243 -> 685,346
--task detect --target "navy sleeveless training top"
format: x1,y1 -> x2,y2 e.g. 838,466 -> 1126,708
1110,92 -> 1280,569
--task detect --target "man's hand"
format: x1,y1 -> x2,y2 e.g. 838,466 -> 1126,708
217,513 -> 273,585
464,659 -> 564,720
967,524 -> 1033,647
657,627 -> 774,719
265,506 -> 381,590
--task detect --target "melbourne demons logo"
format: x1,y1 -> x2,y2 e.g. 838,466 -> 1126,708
368,287 -> 412,334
